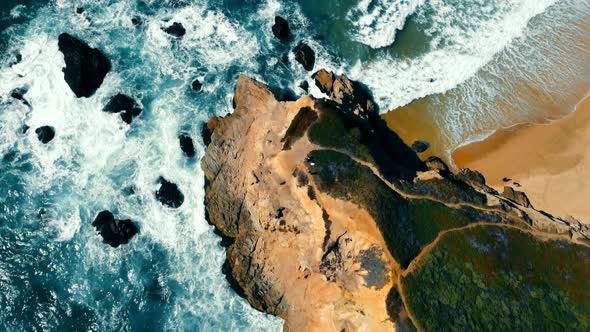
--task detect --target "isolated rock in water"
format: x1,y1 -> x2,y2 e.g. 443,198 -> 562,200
502,186 -> 532,208
76,7 -> 85,14
103,94 -> 142,124
293,42 -> 315,71
179,134 -> 196,158
272,16 -> 290,41
35,126 -> 55,144
191,79 -> 202,92
299,80 -> 309,92
313,69 -> 377,119
411,140 -> 430,153
425,156 -> 449,172
163,22 -> 186,37
58,33 -> 111,98
92,210 -> 138,248
156,177 -> 184,208
21,125 -> 30,134
131,16 -> 142,26
10,87 -> 31,107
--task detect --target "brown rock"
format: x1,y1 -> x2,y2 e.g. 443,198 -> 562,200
425,156 -> 449,172
502,186 -> 532,208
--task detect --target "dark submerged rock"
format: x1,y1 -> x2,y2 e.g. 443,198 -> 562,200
293,42 -> 315,71
163,22 -> 186,38
156,177 -> 184,208
76,7 -> 85,14
35,126 -> 55,144
131,16 -> 142,26
21,124 -> 30,134
503,177 -> 511,182
411,140 -> 430,153
58,33 -> 111,98
92,210 -> 138,248
272,16 -> 290,41
191,79 -> 202,92
179,134 -> 196,158
103,94 -> 142,124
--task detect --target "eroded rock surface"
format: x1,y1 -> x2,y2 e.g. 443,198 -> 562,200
202,73 -> 590,331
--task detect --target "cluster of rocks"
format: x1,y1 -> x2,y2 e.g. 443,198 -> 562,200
54,33 -> 194,248
272,15 -> 316,72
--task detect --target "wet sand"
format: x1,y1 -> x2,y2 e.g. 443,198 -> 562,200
452,95 -> 590,223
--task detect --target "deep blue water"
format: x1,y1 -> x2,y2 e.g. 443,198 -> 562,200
0,0 -> 587,331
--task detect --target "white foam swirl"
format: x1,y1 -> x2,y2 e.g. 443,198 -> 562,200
347,0 -> 424,48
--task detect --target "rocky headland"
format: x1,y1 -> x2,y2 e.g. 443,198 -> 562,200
202,72 -> 590,331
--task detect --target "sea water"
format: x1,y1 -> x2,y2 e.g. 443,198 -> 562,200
0,0 -> 587,330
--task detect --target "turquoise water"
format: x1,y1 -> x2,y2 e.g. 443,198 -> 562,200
0,0 -> 587,330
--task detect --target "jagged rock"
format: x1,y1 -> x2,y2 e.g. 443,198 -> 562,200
21,125 -> 30,134
312,69 -> 377,119
202,117 -> 220,147
92,210 -> 138,248
103,94 -> 142,124
191,79 -> 202,92
35,126 -> 55,144
299,80 -> 309,92
58,33 -> 111,98
293,42 -> 315,71
163,22 -> 186,38
155,177 -> 184,208
76,7 -> 85,14
502,186 -> 532,208
411,140 -> 430,153
272,16 -> 290,41
425,156 -> 449,172
179,134 -> 196,158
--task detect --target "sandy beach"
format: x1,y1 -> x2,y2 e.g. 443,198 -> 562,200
452,95 -> 590,224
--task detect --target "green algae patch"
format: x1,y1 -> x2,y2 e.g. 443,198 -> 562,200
402,225 -> 590,331
307,150 -> 499,267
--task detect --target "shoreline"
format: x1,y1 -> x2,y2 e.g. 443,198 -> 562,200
452,94 -> 590,224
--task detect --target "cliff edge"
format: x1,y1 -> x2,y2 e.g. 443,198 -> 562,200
202,72 -> 590,331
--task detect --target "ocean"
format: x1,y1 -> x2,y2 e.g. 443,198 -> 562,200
0,0 -> 587,330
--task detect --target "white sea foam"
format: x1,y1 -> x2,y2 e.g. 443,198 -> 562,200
347,0 -> 425,48
349,0 -> 559,111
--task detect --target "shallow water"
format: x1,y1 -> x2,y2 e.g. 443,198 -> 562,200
0,0 -> 587,330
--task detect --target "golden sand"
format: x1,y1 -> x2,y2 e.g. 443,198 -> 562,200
452,95 -> 590,223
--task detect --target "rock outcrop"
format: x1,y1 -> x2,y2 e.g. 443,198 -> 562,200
92,210 -> 138,248
35,126 -> 55,144
103,94 -> 142,124
501,186 -> 532,208
155,177 -> 184,208
411,140 -> 429,153
179,134 -> 196,158
202,73 -> 590,331
163,22 -> 186,38
272,16 -> 290,41
58,33 -> 111,98
313,69 -> 376,120
293,42 -> 315,71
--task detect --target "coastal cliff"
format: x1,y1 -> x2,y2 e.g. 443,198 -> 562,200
202,73 -> 590,331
